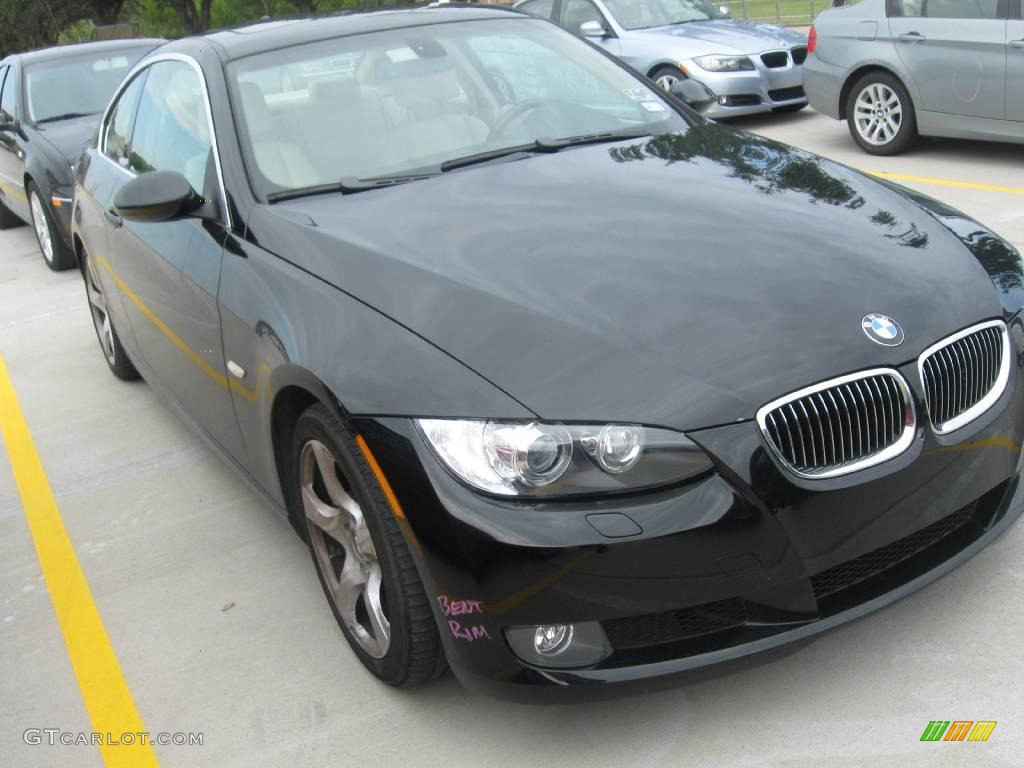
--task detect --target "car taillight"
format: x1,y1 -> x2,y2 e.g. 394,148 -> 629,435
808,25 -> 817,54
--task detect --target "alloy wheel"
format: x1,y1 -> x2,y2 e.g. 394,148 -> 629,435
655,73 -> 680,91
85,254 -> 117,366
301,439 -> 391,658
29,191 -> 54,264
854,83 -> 903,146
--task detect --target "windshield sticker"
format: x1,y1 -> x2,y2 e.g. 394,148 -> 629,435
640,101 -> 668,112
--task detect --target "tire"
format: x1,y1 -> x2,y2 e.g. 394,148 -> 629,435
772,102 -> 808,114
82,247 -> 140,381
287,403 -> 445,686
27,182 -> 75,270
650,65 -> 684,92
0,196 -> 23,230
846,71 -> 918,156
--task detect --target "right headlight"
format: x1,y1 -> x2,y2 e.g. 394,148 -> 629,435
692,54 -> 755,72
416,419 -> 712,498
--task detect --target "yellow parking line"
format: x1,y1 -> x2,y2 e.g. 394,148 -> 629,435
870,172 -> 1024,196
0,355 -> 159,768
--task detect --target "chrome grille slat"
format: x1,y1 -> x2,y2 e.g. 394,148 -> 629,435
758,370 -> 914,479
919,321 -> 1009,435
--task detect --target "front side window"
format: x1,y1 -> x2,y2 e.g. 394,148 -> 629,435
24,46 -> 152,124
103,72 -> 147,166
517,0 -> 556,19
229,18 -> 689,197
129,61 -> 213,193
603,0 -> 719,30
0,65 -> 17,123
562,0 -> 607,31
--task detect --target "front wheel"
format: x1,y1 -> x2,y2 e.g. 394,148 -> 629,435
28,182 -> 75,270
288,404 -> 445,686
650,65 -> 684,91
846,72 -> 918,156
83,248 -> 139,381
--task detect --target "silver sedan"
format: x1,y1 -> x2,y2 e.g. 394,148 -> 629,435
805,0 -> 1024,155
515,0 -> 809,118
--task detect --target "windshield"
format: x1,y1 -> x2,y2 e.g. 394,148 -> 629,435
604,0 -> 719,30
228,17 -> 690,198
25,46 -> 153,123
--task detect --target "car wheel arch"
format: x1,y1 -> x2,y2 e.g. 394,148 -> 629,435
647,61 -> 685,80
840,64 -> 913,120
268,370 -> 350,539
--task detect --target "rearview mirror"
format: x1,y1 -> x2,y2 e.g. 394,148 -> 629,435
670,79 -> 717,110
114,170 -> 206,223
579,20 -> 608,38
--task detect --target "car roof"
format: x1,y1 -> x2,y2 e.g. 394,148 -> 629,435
5,38 -> 165,66
192,6 -> 525,61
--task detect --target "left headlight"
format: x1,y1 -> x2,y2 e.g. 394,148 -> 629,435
692,54 -> 755,72
416,419 -> 712,498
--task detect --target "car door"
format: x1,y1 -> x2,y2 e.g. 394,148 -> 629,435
888,0 -> 1007,120
0,63 -> 30,221
104,58 -> 246,463
1008,0 -> 1024,120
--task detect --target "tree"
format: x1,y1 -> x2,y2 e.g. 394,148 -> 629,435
167,0 -> 213,33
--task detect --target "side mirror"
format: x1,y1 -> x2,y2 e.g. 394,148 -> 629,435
114,170 -> 205,223
670,79 -> 717,110
579,20 -> 608,38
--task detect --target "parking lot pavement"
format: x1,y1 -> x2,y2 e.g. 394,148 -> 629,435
1,114 -> 1023,768
730,109 -> 1024,250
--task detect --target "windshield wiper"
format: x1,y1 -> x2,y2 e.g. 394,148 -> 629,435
266,173 -> 438,203
35,111 -> 98,124
440,129 -> 653,173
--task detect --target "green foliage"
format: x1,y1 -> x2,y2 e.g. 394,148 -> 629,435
0,0 -> 419,54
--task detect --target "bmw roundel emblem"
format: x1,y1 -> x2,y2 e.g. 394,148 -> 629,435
862,314 -> 904,347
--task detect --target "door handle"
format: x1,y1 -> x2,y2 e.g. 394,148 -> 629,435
1010,39 -> 1024,49
104,208 -> 122,228
897,32 -> 927,43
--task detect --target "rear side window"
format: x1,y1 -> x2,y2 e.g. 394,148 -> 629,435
891,0 -> 1000,17
103,72 -> 147,166
0,65 -> 17,122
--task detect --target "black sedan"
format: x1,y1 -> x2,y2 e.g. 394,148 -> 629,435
72,7 -> 1024,698
0,38 -> 160,269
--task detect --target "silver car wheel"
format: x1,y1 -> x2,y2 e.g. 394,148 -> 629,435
301,439 -> 391,659
85,254 -> 116,365
853,83 -> 903,146
655,73 -> 680,91
29,191 -> 54,263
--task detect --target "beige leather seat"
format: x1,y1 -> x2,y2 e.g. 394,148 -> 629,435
301,76 -> 397,179
238,81 -> 318,189
389,66 -> 488,162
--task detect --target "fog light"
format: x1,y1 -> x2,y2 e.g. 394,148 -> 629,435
506,621 -> 612,669
534,624 -> 573,656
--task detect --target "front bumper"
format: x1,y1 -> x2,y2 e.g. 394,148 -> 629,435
686,58 -> 807,119
355,319 -> 1024,700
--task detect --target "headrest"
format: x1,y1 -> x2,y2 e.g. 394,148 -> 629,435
391,67 -> 461,109
308,76 -> 361,105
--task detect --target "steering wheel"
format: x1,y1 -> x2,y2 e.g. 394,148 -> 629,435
489,98 -> 561,139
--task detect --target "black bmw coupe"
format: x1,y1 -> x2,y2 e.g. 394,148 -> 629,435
0,38 -> 160,269
72,7 -> 1024,698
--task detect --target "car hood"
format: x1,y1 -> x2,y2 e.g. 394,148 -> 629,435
248,123 -> 1016,431
35,114 -> 98,166
636,19 -> 807,57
